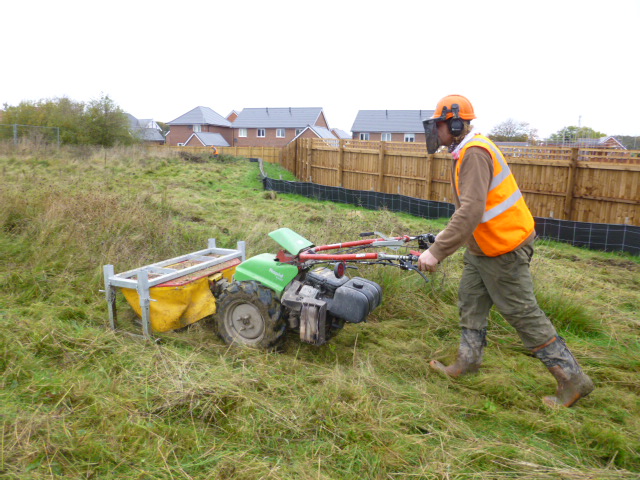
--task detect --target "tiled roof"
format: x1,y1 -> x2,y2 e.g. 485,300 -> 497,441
187,132 -> 230,147
167,106 -> 232,127
232,107 -> 324,128
351,110 -> 434,133
140,128 -> 165,142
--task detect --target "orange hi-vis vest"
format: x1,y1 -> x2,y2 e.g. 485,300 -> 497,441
454,134 -> 535,257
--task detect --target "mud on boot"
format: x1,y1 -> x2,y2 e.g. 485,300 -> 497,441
430,328 -> 487,378
533,336 -> 594,407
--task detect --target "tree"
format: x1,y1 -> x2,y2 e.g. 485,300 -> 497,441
488,119 -> 538,143
1,97 -> 86,144
547,126 -> 606,144
157,121 -> 170,137
2,94 -> 136,146
83,94 -> 134,147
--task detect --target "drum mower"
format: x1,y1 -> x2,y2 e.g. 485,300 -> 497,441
103,228 -> 435,350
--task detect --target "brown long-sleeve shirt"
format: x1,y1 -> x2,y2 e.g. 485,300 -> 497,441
428,146 -> 535,261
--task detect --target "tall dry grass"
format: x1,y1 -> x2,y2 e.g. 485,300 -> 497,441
1,143 -> 639,479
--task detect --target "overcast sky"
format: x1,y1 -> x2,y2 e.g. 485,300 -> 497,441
2,0 -> 638,138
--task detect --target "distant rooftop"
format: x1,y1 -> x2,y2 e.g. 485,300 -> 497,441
232,107 -> 324,128
167,106 -> 232,127
351,110 -> 434,133
186,132 -> 230,147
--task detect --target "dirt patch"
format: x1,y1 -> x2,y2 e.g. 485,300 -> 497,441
586,258 -> 639,272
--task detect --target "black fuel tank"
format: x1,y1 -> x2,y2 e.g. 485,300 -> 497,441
327,277 -> 383,323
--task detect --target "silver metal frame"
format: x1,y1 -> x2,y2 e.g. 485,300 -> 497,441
103,239 -> 245,339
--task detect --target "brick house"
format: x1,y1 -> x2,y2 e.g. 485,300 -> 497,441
351,110 -> 434,143
166,106 -> 232,146
231,107 -> 329,147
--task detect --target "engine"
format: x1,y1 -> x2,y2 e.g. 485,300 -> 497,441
280,267 -> 383,345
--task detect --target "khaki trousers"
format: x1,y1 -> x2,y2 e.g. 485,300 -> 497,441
458,244 -> 557,349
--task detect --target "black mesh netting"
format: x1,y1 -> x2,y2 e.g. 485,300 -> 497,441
262,175 -> 639,256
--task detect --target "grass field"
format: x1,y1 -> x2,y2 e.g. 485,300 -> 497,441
1,144 -> 639,479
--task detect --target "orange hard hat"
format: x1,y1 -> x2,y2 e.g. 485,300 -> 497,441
432,94 -> 476,121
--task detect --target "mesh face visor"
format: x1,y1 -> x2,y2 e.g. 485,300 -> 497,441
423,118 -> 441,154
423,103 -> 461,154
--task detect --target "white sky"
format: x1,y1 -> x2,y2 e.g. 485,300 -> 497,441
2,0 -> 639,138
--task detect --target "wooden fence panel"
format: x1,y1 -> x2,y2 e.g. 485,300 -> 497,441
508,158 -> 572,219
429,154 -> 454,203
280,141 -> 297,174
572,162 -> 640,224
159,145 -> 283,164
217,146 -> 281,164
286,139 -> 639,226
309,143 -> 338,186
578,147 -> 638,164
342,145 -> 379,191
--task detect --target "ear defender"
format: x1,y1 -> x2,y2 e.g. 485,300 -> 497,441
448,103 -> 464,136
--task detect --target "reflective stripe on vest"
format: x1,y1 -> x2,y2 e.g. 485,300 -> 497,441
455,134 -> 535,257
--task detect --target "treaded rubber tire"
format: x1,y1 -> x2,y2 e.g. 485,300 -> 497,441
214,281 -> 285,350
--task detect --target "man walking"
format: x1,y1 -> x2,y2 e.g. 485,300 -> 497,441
418,94 -> 594,407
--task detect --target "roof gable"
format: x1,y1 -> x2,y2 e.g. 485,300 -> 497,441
292,125 -> 337,141
332,128 -> 351,139
185,132 -> 231,147
233,107 -> 324,128
351,109 -> 434,133
575,136 -> 627,149
167,106 -> 232,127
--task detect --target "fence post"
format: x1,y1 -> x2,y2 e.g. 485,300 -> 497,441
377,141 -> 386,192
564,147 -> 580,220
306,138 -> 313,182
424,153 -> 434,200
293,139 -> 299,178
337,139 -> 344,187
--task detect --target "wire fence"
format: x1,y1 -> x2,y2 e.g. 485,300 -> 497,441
0,124 -> 60,146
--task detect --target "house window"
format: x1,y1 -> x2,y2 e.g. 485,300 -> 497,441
257,129 -> 266,138
404,133 -> 415,142
193,125 -> 201,132
296,128 -> 303,136
359,133 -> 370,141
382,133 -> 392,141
239,128 -> 247,138
276,128 -> 285,138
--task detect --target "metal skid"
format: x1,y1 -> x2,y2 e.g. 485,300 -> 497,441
103,239 -> 245,339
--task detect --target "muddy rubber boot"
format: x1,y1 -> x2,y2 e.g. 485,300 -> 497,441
430,328 -> 487,378
533,336 -> 594,407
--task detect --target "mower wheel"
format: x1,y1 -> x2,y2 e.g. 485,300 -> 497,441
214,281 -> 285,350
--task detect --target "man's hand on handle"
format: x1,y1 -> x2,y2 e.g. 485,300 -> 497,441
418,249 -> 439,273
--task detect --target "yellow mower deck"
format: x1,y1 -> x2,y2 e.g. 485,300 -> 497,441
103,240 -> 245,338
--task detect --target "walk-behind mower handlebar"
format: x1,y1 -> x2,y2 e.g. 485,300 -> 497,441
296,233 -> 436,283
308,233 -> 436,254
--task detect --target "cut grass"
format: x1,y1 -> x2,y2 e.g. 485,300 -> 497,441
1,143 -> 639,479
